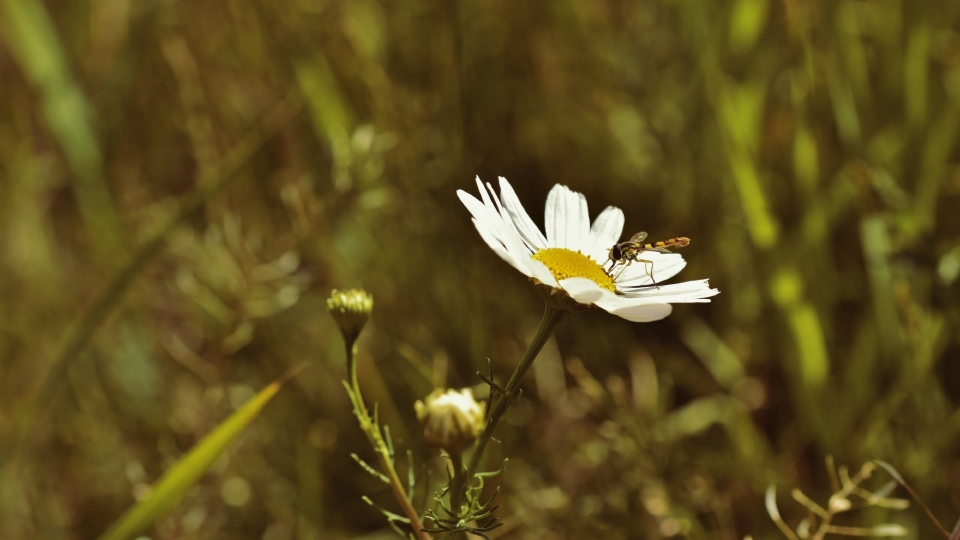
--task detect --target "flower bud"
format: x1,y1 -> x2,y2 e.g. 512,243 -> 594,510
326,288 -> 373,342
414,388 -> 485,454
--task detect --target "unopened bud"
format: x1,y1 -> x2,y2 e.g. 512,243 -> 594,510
327,288 -> 373,342
414,388 -> 485,454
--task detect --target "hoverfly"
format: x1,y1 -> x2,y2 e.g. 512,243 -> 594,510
606,232 -> 690,286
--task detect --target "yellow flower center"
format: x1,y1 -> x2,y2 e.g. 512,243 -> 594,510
531,248 -> 616,292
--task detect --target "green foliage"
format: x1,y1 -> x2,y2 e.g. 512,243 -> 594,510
1,0 -> 120,260
0,0 -> 959,538
97,370 -> 295,540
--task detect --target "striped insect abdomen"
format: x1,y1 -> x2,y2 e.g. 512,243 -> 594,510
640,237 -> 690,250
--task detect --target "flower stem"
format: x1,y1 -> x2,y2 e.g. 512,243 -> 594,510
449,452 -> 466,514
345,338 -> 431,540
454,303 -> 568,510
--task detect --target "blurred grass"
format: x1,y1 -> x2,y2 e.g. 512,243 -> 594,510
1,0 -> 121,262
0,0 -> 959,538
97,368 -> 296,540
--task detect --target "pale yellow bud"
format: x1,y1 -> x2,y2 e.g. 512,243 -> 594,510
327,288 -> 373,342
414,388 -> 485,454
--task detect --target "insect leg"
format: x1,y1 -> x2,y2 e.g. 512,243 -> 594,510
630,258 -> 659,289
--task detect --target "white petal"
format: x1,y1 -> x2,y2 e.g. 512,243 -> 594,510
615,252 -> 687,286
588,206 -> 625,253
523,256 -> 559,288
457,188 -> 499,234
460,178 -> 537,277
617,279 -> 719,302
484,181 -> 535,262
498,177 -> 547,251
586,290 -> 673,321
545,184 -> 589,251
471,219 -> 532,277
610,302 -> 674,322
544,185 -> 565,247
474,178 -> 513,244
559,277 -> 605,305
475,175 -> 497,214
474,178 -> 518,247
572,190 -> 590,252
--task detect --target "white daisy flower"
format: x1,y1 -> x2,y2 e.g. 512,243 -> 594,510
457,177 -> 719,322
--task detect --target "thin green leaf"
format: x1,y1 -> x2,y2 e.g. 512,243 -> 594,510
342,382 -> 363,419
478,486 -> 500,511
351,453 -> 390,484
475,458 -> 508,478
406,449 -> 415,499
97,366 -> 303,540
387,519 -> 405,537
361,496 -> 412,524
383,424 -> 395,459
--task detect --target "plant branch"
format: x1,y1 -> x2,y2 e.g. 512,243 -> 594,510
454,303 -> 567,510
345,338 -> 431,540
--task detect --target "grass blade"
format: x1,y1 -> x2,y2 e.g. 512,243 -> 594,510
874,460 -> 949,538
96,366 -> 304,540
1,0 -> 121,259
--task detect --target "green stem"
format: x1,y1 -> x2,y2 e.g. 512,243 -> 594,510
345,336 -> 431,540
449,452 -> 466,515
346,339 -> 361,406
453,303 -> 567,510
449,453 -> 468,540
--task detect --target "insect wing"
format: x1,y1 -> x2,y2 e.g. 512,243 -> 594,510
628,231 -> 648,243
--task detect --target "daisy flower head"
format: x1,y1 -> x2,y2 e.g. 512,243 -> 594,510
457,177 -> 719,322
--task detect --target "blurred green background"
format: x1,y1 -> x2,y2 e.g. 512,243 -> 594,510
1,0 -> 960,538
